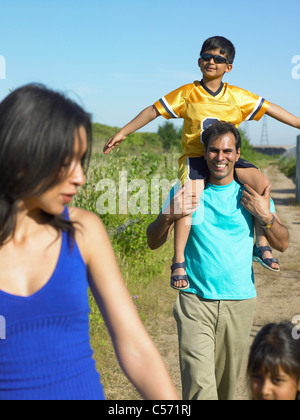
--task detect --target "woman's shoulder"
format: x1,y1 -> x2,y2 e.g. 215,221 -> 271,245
67,207 -> 109,263
68,206 -> 101,225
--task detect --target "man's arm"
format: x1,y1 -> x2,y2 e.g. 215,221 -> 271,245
147,213 -> 175,250
242,184 -> 289,252
263,213 -> 289,252
266,103 -> 300,129
147,185 -> 199,250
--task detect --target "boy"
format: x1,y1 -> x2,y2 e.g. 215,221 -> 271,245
104,36 -> 300,290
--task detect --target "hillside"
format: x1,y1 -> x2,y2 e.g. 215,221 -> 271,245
91,122 -> 273,168
92,123 -> 169,164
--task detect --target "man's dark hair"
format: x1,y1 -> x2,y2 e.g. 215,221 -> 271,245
202,121 -> 241,151
200,36 -> 236,64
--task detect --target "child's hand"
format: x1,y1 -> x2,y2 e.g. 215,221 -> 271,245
103,133 -> 126,154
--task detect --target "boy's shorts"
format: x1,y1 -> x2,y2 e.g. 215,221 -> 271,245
178,157 -> 258,185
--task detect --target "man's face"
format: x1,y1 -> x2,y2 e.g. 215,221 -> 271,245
204,132 -> 240,185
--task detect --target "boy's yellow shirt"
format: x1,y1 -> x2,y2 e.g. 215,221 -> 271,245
154,80 -> 270,166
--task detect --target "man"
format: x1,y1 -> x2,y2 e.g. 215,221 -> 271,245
147,121 -> 289,400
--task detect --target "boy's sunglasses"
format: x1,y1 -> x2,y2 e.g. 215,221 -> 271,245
201,53 -> 229,64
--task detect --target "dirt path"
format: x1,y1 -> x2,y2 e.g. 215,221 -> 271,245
156,164 -> 300,401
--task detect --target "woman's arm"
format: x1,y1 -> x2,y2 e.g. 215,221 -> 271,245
71,208 -> 179,400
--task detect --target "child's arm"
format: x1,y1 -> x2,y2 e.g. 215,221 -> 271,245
103,105 -> 160,154
266,103 -> 300,129
235,167 -> 270,196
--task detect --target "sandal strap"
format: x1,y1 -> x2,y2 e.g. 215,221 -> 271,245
264,258 -> 279,265
171,262 -> 186,271
171,275 -> 188,281
254,245 -> 272,255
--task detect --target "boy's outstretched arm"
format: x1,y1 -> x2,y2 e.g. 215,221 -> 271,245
103,105 -> 160,154
266,103 -> 300,129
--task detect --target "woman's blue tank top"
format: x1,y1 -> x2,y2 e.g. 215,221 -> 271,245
0,208 -> 105,400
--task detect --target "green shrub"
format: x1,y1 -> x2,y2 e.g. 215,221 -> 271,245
278,158 -> 296,179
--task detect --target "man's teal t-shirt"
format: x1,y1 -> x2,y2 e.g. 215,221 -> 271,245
163,180 -> 276,300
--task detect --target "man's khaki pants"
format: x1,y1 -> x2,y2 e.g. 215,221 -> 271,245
173,292 -> 257,400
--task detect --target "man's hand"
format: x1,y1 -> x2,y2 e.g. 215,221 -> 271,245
241,183 -> 289,252
241,184 -> 273,225
103,132 -> 126,154
162,184 -> 199,223
147,184 -> 199,250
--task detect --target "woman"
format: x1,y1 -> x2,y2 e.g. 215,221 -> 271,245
0,84 -> 179,400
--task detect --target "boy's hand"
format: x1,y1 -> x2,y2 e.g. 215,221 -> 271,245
103,106 -> 160,155
103,132 -> 126,154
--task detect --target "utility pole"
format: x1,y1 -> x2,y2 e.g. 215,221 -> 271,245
260,116 -> 269,145
296,135 -> 300,204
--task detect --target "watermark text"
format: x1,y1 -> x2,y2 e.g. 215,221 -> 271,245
291,55 -> 300,80
96,171 -> 179,216
0,55 -> 6,80
95,172 -> 204,225
0,315 -> 6,340
292,315 -> 300,340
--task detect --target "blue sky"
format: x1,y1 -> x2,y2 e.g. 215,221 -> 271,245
0,0 -> 299,145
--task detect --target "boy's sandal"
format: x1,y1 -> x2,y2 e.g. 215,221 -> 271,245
170,262 -> 190,291
253,245 -> 280,272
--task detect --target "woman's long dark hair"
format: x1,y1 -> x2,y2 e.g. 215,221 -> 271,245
0,83 -> 92,245
247,322 -> 300,400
